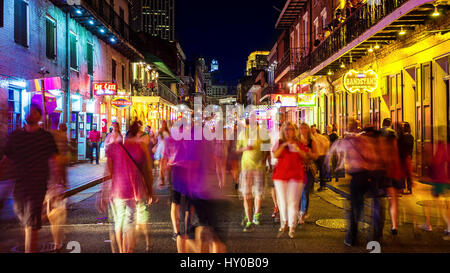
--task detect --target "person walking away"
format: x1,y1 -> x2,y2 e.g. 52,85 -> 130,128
105,122 -> 123,152
236,119 -> 269,232
46,123 -> 71,252
425,127 -> 450,238
0,104 -> 58,253
380,119 -> 404,235
214,127 -> 229,189
398,122 -> 414,194
226,124 -> 241,191
326,124 -> 340,182
311,125 -> 331,191
342,119 -> 380,246
272,122 -> 307,239
298,123 -> 319,224
101,121 -> 153,253
88,125 -> 101,164
154,120 -> 170,187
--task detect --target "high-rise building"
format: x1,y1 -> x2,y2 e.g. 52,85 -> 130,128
210,59 -> 219,72
246,51 -> 269,76
131,0 -> 175,42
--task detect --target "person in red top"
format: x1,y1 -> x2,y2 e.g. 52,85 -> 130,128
272,122 -> 308,239
88,125 -> 102,164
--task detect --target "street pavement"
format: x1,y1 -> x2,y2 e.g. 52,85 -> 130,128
0,164 -> 449,253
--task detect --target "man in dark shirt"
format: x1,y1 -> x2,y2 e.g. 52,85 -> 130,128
0,103 -> 58,252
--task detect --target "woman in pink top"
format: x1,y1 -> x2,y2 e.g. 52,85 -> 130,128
101,122 -> 153,253
272,122 -> 307,239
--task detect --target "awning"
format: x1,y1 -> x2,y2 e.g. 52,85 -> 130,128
144,53 -> 180,83
27,77 -> 62,92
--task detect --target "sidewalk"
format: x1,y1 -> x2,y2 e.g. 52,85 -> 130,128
323,174 -> 449,228
0,163 -> 109,222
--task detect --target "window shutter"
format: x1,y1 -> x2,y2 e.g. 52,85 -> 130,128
70,33 -> 77,69
1,0 -> 4,28
87,43 -> 93,75
14,0 -> 27,46
46,18 -> 55,59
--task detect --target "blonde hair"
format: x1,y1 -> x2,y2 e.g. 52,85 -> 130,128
280,122 -> 299,143
299,123 -> 312,142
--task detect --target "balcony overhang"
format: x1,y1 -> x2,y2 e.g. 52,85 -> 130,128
294,0 -> 448,84
275,0 -> 308,29
50,1 -> 144,61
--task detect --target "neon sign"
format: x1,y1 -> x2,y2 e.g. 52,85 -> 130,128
271,94 -> 297,107
298,93 -> 316,107
93,82 -> 117,96
343,70 -> 378,93
111,97 -> 132,109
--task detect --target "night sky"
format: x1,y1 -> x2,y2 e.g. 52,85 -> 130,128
176,0 -> 284,85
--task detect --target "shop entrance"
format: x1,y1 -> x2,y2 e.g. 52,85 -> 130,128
415,63 -> 433,177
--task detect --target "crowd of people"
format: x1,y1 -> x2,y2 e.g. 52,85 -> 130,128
314,0 -> 365,48
0,103 -> 449,253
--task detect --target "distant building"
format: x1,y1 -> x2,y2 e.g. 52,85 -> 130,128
246,51 -> 270,76
131,0 -> 175,42
210,59 -> 219,72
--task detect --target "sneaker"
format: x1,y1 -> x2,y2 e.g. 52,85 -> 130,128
253,212 -> 261,225
243,222 -> 255,232
298,212 -> 305,225
172,232 -> 180,242
241,216 -> 248,227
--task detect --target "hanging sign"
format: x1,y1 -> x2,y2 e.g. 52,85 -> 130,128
271,94 -> 297,107
343,70 -> 378,93
111,97 -> 132,109
93,82 -> 117,96
298,93 -> 316,107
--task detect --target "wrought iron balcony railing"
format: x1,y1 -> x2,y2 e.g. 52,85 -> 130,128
295,0 -> 409,76
82,0 -> 131,41
274,48 -> 303,81
133,80 -> 178,105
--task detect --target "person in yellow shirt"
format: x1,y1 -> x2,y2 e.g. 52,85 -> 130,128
236,119 -> 270,232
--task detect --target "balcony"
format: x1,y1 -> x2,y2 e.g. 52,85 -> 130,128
274,48 -> 302,82
295,0 -> 433,78
133,80 -> 178,105
50,0 -> 143,60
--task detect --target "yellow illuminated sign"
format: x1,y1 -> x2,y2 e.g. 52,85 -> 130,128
343,70 -> 379,93
298,93 -> 316,107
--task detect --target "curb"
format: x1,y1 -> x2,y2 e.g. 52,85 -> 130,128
325,182 -> 351,200
62,175 -> 110,199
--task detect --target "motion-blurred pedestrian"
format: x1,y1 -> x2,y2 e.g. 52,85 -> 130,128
0,104 -> 58,252
298,123 -> 318,225
272,122 -> 307,239
101,121 -> 153,253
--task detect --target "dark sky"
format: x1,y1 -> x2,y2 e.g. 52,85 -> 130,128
175,0 -> 284,85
